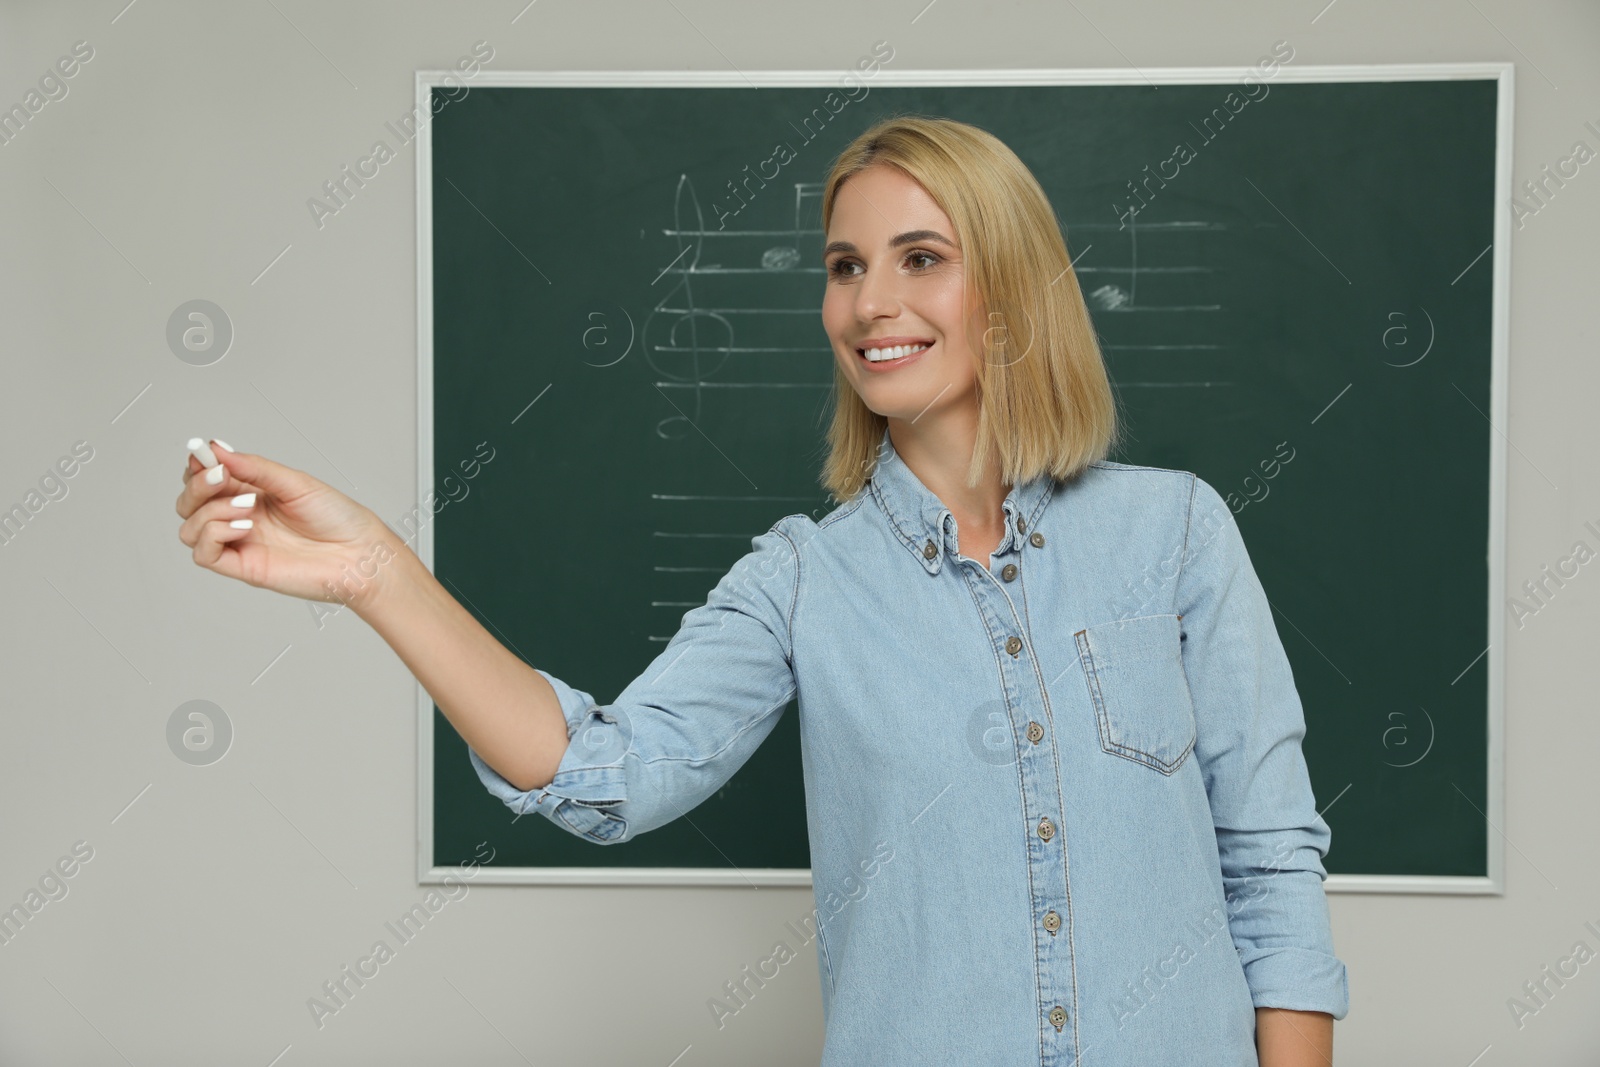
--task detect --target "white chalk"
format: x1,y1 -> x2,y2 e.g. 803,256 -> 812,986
187,437 -> 219,468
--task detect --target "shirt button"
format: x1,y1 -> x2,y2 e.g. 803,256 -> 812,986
1026,721 -> 1044,744
923,539 -> 937,559
1043,910 -> 1061,935
1001,563 -> 1018,581
1037,816 -> 1055,841
1005,635 -> 1022,656
1017,516 -> 1027,534
1030,531 -> 1046,548
1049,1005 -> 1067,1032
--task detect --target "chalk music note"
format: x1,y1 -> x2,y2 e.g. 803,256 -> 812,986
755,182 -> 824,273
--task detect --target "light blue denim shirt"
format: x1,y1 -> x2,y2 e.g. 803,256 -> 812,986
468,425 -> 1349,1065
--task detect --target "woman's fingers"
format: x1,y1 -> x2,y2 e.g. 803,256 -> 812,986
176,442 -> 255,519
185,443 -> 259,574
177,463 -> 230,519
178,489 -> 258,549
192,513 -> 257,573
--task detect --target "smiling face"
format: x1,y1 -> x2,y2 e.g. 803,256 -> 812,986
822,163 -> 985,424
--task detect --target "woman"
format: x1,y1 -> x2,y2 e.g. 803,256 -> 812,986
176,116 -> 1346,1065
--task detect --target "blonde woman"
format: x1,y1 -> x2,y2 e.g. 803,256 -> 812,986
176,115 -> 1345,1065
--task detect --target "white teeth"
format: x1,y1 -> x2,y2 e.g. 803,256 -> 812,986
862,342 -> 930,362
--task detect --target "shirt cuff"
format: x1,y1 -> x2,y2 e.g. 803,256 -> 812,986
1241,946 -> 1350,1020
465,668 -> 632,844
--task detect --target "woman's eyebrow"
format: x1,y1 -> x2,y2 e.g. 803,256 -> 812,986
821,229 -> 958,259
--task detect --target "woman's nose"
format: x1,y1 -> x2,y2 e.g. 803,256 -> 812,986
855,261 -> 902,319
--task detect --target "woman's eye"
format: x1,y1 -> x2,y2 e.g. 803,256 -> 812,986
826,252 -> 939,278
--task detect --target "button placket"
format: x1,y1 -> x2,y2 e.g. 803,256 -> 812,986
953,517 -> 1074,1060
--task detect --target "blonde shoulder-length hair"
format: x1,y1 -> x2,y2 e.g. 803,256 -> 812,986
817,114 -> 1120,504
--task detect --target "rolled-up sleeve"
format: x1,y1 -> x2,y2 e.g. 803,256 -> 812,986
1176,475 -> 1350,1020
467,518 -> 803,845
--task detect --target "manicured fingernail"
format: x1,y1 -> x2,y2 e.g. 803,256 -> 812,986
205,466 -> 225,485
231,493 -> 256,508
212,439 -> 234,452
229,519 -> 253,529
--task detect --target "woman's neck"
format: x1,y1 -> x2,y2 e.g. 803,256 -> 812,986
886,413 -> 1009,528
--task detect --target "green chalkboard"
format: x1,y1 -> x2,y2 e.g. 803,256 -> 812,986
424,71 -> 1505,886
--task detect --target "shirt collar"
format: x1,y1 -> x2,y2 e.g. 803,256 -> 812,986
866,424 -> 1058,576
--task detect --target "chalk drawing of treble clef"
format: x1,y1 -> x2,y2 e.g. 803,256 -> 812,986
643,174 -> 735,440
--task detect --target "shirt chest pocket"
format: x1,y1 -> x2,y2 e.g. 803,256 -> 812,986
1073,613 -> 1196,775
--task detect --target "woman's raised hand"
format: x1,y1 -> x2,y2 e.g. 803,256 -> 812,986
175,440 -> 399,607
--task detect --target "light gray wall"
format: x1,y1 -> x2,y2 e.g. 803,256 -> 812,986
2,1 -> 1596,1063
